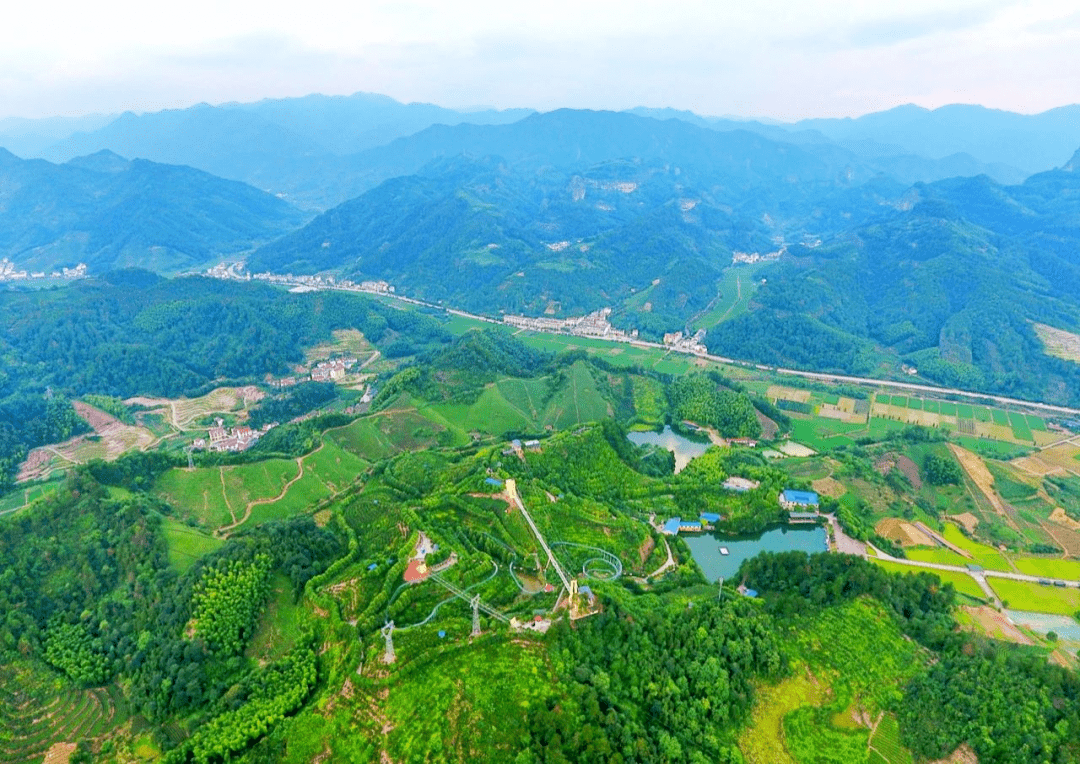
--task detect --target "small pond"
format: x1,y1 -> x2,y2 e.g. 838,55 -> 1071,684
683,524 -> 829,582
627,426 -> 710,473
1005,610 -> 1080,642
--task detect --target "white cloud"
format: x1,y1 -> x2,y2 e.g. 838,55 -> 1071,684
1,0 -> 1078,119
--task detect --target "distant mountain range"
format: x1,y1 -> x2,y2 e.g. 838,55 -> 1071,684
0,149 -> 307,273
3,93 -> 1076,209
3,93 -> 1080,404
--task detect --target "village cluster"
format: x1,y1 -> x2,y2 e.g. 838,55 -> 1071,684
0,258 -> 86,282
659,486 -> 820,537
204,262 -> 393,295
192,419 -> 275,453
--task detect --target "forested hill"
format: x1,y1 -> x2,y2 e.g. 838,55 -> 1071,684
0,273 -> 452,491
247,113 -> 914,324
0,149 -> 308,274
706,159 -> 1080,405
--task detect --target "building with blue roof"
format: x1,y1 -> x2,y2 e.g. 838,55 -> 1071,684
699,512 -> 721,523
662,517 -> 683,536
779,489 -> 820,509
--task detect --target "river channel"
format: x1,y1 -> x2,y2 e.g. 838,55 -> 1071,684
683,524 -> 829,583
626,426 -> 710,473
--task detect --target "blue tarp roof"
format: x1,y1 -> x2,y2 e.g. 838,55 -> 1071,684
663,517 -> 682,535
484,477 -> 504,486
699,512 -> 721,522
744,589 -> 758,598
367,563 -> 378,571
781,489 -> 820,505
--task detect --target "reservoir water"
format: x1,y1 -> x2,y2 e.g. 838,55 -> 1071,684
683,524 -> 829,582
627,426 -> 710,473
1005,610 -> 1080,642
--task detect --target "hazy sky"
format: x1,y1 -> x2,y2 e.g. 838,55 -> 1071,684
3,0 -> 1079,121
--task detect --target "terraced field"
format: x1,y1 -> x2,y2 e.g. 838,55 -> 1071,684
0,665 -> 129,764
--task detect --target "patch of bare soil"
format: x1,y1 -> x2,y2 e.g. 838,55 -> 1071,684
41,743 -> 76,764
1033,322 -> 1080,363
15,448 -> 53,482
1050,507 -> 1080,532
961,606 -> 1033,646
812,476 -> 847,499
948,444 -> 1017,529
929,743 -> 979,764
950,512 -> 980,534
873,453 -> 896,476
72,400 -> 120,431
876,517 -> 934,547
1043,516 -> 1080,557
895,455 -> 922,489
755,410 -> 779,440
638,536 -> 655,566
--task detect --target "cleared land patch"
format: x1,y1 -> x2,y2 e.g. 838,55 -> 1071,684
1033,322 -> 1080,363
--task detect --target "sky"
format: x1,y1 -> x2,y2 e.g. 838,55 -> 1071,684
2,0 -> 1080,121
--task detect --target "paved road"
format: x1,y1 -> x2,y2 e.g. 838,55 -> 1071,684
867,544 -> 1080,594
210,272 -> 1080,418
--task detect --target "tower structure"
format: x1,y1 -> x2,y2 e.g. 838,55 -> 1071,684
471,595 -> 481,637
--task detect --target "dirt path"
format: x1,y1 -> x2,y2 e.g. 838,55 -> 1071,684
217,445 -> 320,535
358,350 -> 381,370
218,467 -> 237,524
648,537 -> 676,578
716,273 -> 743,324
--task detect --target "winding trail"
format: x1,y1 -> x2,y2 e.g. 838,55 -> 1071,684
217,443 -> 322,535
648,537 -> 676,578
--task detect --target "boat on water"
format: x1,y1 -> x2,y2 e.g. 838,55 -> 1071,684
719,547 -> 729,556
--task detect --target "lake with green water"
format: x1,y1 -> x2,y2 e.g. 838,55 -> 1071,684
627,426 -> 709,472
683,524 -> 828,582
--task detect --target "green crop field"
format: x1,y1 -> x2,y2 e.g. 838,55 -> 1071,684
543,361 -> 611,428
988,578 -> 1080,615
302,439 -> 367,493
1009,412 -> 1034,441
992,409 -> 1010,426
162,516 -> 223,573
939,402 -> 958,416
1013,557 -> 1080,580
954,436 -> 1031,459
973,406 -> 993,422
869,714 -> 914,764
247,573 -> 305,663
154,466 -> 236,526
876,393 -> 890,403
941,524 -> 1014,571
0,663 -> 130,763
871,558 -> 987,600
690,265 -> 765,330
0,477 -> 63,515
330,407 -> 442,461
905,547 -> 974,567
890,395 -> 907,407
740,670 -> 828,764
986,461 -> 1037,501
1027,414 -> 1049,432
906,397 -> 923,410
